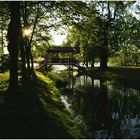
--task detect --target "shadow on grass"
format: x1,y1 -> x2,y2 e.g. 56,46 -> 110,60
0,78 -> 73,138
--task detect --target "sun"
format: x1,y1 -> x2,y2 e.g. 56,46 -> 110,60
23,28 -> 32,36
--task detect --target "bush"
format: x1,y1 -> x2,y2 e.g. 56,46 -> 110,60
47,71 -> 70,88
0,54 -> 10,72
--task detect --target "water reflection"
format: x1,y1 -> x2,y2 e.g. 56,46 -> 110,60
96,80 -> 112,131
61,75 -> 140,138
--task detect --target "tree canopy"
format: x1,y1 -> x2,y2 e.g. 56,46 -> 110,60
0,1 -> 140,90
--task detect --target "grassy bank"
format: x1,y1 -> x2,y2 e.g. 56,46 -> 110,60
0,71 -> 84,138
88,66 -> 140,80
87,66 -> 140,90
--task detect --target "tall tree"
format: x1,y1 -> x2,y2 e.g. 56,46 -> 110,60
7,2 -> 20,91
0,2 -> 9,56
20,1 -> 55,79
99,1 -> 135,68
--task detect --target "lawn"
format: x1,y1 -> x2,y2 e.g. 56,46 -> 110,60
0,71 -> 84,138
88,66 -> 140,90
1,67 -> 140,138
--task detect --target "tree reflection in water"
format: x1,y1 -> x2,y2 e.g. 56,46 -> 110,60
61,75 -> 140,138
96,79 -> 112,130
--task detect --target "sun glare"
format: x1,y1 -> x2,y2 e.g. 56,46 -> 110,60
23,28 -> 32,36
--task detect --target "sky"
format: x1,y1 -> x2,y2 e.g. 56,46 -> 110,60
50,27 -> 68,46
51,33 -> 66,46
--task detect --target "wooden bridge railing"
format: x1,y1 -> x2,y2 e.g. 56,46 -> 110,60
46,58 -> 78,64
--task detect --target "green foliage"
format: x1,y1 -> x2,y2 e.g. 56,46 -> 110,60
47,71 -> 70,88
110,45 -> 140,66
0,71 -> 85,138
0,1 -> 140,69
0,71 -> 9,91
62,1 -> 139,67
0,54 -> 10,72
29,71 -> 85,138
0,2 -> 9,56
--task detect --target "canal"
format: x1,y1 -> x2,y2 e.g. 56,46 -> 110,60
60,75 -> 140,138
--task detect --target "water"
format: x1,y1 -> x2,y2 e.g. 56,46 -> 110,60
52,65 -> 67,73
52,62 -> 100,73
60,75 -> 140,138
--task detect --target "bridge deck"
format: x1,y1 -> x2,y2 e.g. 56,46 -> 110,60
46,58 -> 78,64
45,63 -> 73,65
46,47 -> 79,53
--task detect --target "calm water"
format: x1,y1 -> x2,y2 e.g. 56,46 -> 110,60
60,75 -> 140,138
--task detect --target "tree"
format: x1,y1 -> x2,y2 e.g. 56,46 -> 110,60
7,2 -> 20,91
109,2 -> 140,66
0,2 -> 8,56
20,2 -> 40,78
19,2 -> 56,79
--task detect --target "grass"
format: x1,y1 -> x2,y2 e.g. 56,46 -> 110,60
47,71 -> 70,88
87,66 -> 140,90
0,71 -> 9,91
0,71 -> 84,138
88,66 -> 140,79
1,66 -> 140,138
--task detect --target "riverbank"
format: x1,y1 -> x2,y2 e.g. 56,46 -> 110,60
0,71 -> 84,138
49,67 -> 140,139
88,66 -> 140,80
86,66 -> 140,90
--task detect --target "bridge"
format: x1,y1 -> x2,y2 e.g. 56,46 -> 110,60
38,47 -> 80,72
44,58 -> 78,65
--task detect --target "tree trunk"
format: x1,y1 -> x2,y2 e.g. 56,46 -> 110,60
22,2 -> 39,78
100,2 -> 111,69
21,2 -> 31,77
100,29 -> 109,68
25,39 -> 31,76
100,21 -> 109,69
19,24 -> 26,80
100,46 -> 108,68
7,2 -> 20,91
0,4 -> 4,56
29,49 -> 34,72
28,11 -> 39,75
91,56 -> 95,68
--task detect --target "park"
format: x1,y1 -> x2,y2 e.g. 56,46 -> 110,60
0,1 -> 140,138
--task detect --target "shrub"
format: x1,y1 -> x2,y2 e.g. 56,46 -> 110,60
47,71 -> 70,88
0,54 -> 10,72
